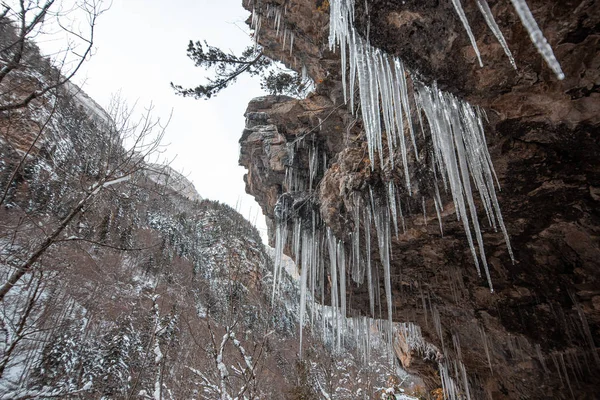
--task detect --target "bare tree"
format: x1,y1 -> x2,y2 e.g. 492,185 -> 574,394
0,0 -> 107,112
186,317 -> 268,400
0,89 -> 170,399
0,95 -> 169,301
0,270 -> 45,378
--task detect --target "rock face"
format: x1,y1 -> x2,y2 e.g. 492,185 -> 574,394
239,0 -> 600,398
145,164 -> 203,202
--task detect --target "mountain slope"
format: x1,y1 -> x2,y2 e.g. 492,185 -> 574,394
0,16 -> 414,399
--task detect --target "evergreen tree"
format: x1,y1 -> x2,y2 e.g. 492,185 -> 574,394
171,40 -> 306,99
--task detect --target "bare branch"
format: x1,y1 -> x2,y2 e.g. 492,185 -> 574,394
0,0 -> 109,112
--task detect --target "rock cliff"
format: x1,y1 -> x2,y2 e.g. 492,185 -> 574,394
239,0 -> 600,398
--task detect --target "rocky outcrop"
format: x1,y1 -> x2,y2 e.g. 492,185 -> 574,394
145,164 -> 203,202
240,0 -> 600,398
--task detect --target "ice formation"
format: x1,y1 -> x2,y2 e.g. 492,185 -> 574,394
272,170 -> 468,397
451,0 -> 484,67
509,0 -> 565,80
250,0 -> 567,395
329,0 -> 514,291
450,0 -> 563,78
476,0 -> 517,69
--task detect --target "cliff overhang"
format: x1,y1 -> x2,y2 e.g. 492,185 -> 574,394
239,0 -> 600,397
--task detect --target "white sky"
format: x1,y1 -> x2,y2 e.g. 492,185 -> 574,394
69,0 -> 269,239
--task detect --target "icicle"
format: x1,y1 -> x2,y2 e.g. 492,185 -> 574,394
550,352 -> 564,388
271,219 -> 289,304
569,290 -> 600,368
397,197 -> 406,234
567,351 -> 583,385
459,360 -> 472,400
327,228 -> 341,351
364,206 -> 374,318
254,15 -> 262,52
319,233 -> 326,303
451,0 -> 484,67
479,325 -> 494,374
509,0 -> 565,79
355,35 -> 375,168
433,307 -> 445,353
422,196 -> 427,226
337,240 -> 346,322
308,141 -> 318,192
371,50 -> 384,168
282,28 -> 287,50
349,29 -> 357,114
293,217 -> 301,263
299,231 -> 309,358
387,182 -> 399,238
377,53 -> 396,169
453,333 -> 463,361
559,352 -> 575,398
476,0 -> 517,69
373,199 -> 393,344
367,47 -> 383,168
535,344 -> 549,374
289,32 -> 294,56
433,190 -> 444,236
390,60 -> 411,192
395,59 -> 418,157
274,6 -> 282,36
310,213 -> 318,326
352,194 -> 362,284
340,27 -> 348,104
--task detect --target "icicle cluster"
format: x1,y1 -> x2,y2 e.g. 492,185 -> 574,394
454,0 -> 563,77
262,0 -> 566,393
451,0 -> 484,68
329,0 -> 515,291
250,3 -> 294,55
330,0 -> 563,80
271,145 -> 397,358
476,0 -> 516,69
249,0 -> 318,94
272,166 -> 484,395
396,321 -> 471,400
448,0 -> 565,78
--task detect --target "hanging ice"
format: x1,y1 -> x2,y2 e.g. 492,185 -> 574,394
299,231 -> 309,357
327,228 -> 341,351
387,182 -> 399,238
476,0 -> 517,69
364,205 -> 375,318
509,0 -> 565,79
261,0 -> 564,388
372,200 -> 393,343
451,0 -> 484,67
414,82 -> 508,290
327,0 -> 519,290
271,217 -> 289,304
337,240 -> 347,324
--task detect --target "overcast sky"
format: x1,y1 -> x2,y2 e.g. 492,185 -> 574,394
70,0 -> 269,239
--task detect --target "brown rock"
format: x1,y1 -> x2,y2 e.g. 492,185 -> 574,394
239,0 -> 600,398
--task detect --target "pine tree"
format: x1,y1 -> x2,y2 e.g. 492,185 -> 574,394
171,41 -> 306,99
